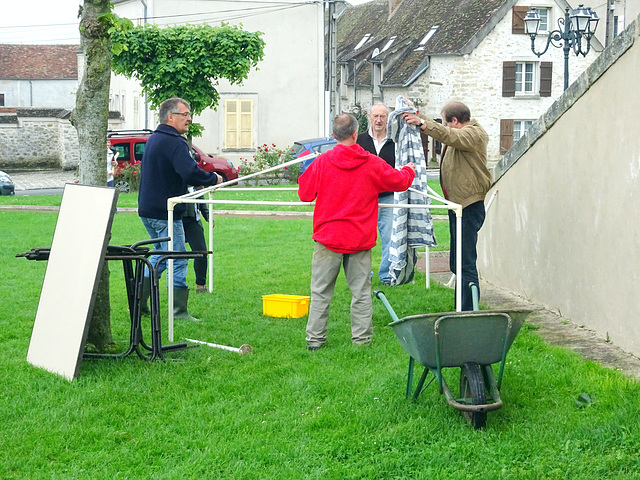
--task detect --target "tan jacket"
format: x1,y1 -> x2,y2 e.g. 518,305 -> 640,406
420,117 -> 492,209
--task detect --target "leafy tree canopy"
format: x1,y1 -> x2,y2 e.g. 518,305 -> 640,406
111,23 -> 265,131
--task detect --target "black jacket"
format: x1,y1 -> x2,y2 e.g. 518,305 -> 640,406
357,132 -> 396,197
138,124 -> 218,220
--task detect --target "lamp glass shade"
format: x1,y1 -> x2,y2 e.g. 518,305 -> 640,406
571,4 -> 591,32
588,9 -> 600,34
524,8 -> 541,35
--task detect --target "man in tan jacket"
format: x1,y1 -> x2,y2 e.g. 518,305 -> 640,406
404,101 -> 491,310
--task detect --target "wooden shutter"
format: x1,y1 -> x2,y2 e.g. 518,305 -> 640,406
539,62 -> 553,97
502,62 -> 516,97
239,99 -> 253,149
500,119 -> 514,154
512,6 -> 529,34
224,99 -> 238,149
224,98 -> 254,149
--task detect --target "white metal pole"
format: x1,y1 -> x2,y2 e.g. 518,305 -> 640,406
185,338 -> 253,355
425,246 -> 430,289
207,191 -> 214,294
167,202 -> 175,342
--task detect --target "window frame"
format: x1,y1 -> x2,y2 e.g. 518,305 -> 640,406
513,120 -> 534,142
537,7 -> 551,33
515,61 -> 537,95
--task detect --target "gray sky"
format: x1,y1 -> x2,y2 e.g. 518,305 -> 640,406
0,0 -> 373,45
0,0 -> 81,44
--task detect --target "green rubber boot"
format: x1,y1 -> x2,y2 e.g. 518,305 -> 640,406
140,279 -> 151,315
173,287 -> 200,322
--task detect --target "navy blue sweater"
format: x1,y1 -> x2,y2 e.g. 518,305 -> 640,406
138,124 -> 219,220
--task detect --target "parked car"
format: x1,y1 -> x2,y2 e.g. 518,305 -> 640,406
107,129 -> 238,191
291,137 -> 337,174
0,170 -> 15,196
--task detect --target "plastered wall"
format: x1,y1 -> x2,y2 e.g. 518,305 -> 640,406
478,17 -> 640,356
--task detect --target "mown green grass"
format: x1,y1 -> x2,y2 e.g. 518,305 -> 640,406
1,207 -> 639,479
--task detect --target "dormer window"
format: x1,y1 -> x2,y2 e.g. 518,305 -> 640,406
381,36 -> 397,53
355,34 -> 371,50
414,26 -> 439,51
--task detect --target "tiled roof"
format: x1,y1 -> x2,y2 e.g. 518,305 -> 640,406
338,0 -> 513,86
0,44 -> 80,80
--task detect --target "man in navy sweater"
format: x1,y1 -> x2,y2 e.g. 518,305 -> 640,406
138,97 -> 222,321
356,103 -> 396,285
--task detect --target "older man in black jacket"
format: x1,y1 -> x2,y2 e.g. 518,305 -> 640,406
356,103 -> 396,285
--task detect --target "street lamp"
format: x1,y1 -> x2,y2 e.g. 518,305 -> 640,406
525,5 -> 599,91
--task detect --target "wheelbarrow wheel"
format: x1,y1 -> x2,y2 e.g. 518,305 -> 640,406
459,362 -> 487,429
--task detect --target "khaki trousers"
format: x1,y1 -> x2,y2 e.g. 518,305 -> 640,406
306,242 -> 374,347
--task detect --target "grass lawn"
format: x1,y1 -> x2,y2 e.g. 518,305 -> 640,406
1,194 -> 639,479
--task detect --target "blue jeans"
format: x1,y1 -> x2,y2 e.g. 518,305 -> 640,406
140,216 -> 189,288
377,193 -> 394,283
448,201 -> 485,311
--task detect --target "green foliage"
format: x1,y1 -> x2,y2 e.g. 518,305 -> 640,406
237,143 -> 298,185
349,103 -> 369,134
98,11 -> 134,55
111,23 -> 265,127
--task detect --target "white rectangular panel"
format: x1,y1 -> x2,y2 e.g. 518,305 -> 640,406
27,184 -> 117,380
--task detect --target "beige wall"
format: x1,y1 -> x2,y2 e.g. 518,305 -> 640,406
478,17 -> 640,356
111,0 -> 325,165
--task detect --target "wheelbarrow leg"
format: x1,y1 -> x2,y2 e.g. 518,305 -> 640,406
406,357 -> 414,398
412,364 -> 431,400
406,357 -> 432,399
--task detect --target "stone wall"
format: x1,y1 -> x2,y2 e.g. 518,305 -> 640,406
0,108 -> 122,169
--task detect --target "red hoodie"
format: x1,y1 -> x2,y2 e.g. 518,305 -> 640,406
298,143 -> 415,254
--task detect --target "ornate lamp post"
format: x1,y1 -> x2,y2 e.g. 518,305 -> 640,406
525,5 -> 599,91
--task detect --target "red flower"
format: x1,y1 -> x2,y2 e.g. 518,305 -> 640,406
284,166 -> 288,170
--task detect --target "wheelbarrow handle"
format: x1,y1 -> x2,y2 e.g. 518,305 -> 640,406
373,290 -> 401,323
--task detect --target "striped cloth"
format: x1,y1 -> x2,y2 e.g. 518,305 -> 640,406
386,96 -> 437,285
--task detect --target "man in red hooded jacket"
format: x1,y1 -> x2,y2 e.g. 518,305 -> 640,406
298,113 -> 415,351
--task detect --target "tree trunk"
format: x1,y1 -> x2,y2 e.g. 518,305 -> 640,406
71,0 -> 115,352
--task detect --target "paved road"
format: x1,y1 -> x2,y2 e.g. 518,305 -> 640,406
7,169 -> 75,194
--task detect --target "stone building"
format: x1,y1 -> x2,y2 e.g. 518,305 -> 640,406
0,44 -> 80,109
336,0 -> 604,164
0,44 -> 122,169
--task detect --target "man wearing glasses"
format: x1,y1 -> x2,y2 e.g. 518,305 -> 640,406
138,97 -> 222,321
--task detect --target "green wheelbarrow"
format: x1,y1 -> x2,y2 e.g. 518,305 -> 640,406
374,289 -> 528,429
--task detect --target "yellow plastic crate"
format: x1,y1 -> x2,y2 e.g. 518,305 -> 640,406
262,294 -> 310,318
